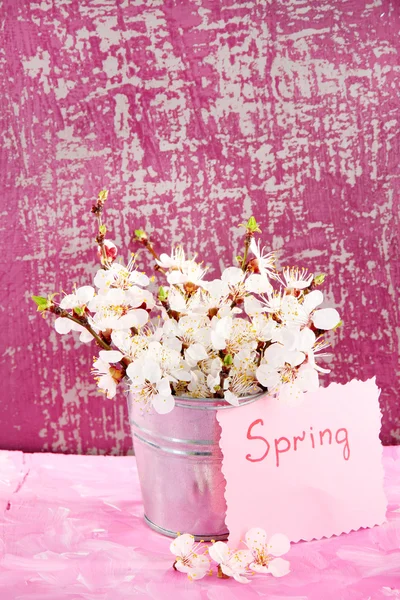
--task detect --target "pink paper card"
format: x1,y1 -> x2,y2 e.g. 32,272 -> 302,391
217,378 -> 387,545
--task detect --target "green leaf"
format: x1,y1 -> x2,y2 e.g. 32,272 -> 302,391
31,295 -> 49,312
74,306 -> 85,316
158,286 -> 168,301
224,354 -> 233,366
134,229 -> 148,242
239,216 -> 262,233
98,189 -> 108,202
99,224 -> 107,235
313,273 -> 326,286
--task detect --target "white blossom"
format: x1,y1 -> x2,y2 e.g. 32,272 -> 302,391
94,259 -> 149,293
54,317 -> 94,343
280,267 -> 313,290
208,542 -> 253,584
170,534 -> 210,581
88,288 -> 150,331
43,217 -> 341,410
92,350 -> 124,399
60,286 -> 95,310
249,238 -> 275,278
245,528 -> 290,576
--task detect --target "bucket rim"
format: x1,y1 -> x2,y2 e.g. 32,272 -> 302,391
128,390 -> 267,411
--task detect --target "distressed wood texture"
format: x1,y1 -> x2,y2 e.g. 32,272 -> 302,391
1,0 -> 399,453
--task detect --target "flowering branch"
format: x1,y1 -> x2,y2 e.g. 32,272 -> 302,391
32,295 -> 113,351
91,189 -> 111,267
215,354 -> 233,398
56,309 -> 112,350
158,287 -> 180,321
239,216 -> 262,272
134,229 -> 167,275
32,191 -> 342,408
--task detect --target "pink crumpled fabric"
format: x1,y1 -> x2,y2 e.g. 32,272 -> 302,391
0,448 -> 399,599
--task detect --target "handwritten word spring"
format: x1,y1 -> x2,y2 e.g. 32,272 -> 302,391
246,419 -> 350,467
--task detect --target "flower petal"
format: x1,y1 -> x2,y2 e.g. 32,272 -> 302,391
215,316 -> 233,338
211,330 -> 227,351
263,343 -> 286,367
126,361 -> 145,385
245,528 -> 268,553
97,374 -> 117,399
312,308 -> 341,330
170,533 -> 194,558
167,271 -> 185,284
267,533 -> 290,557
168,291 -> 187,312
79,329 -> 94,343
244,296 -> 266,316
152,393 -> 175,414
285,350 -> 306,368
143,360 -> 162,384
118,309 -> 148,330
129,271 -> 149,287
94,269 -> 111,289
249,236 -> 259,258
231,549 -> 253,569
99,350 -> 123,363
267,557 -> 290,577
164,336 -> 183,354
106,288 -> 126,305
279,382 -> 304,406
232,572 -> 251,584
221,267 -> 244,285
250,562 -> 269,573
297,327 -> 316,352
303,290 -> 323,313
208,541 -> 231,565
224,390 -> 239,406
156,378 -> 171,396
156,253 -> 176,268
54,317 -> 73,334
296,365 -> 319,392
76,286 -> 95,305
185,343 -> 208,367
59,294 -> 78,310
256,364 -> 280,388
188,554 -> 210,580
171,369 -> 192,382
245,274 -> 272,294
134,308 -> 150,327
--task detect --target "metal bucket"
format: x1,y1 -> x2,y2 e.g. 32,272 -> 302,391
128,393 -> 261,541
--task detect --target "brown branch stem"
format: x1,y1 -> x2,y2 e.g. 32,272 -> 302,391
55,308 -> 132,373
55,308 -> 112,351
144,241 -> 167,275
215,365 -> 231,398
241,233 -> 253,272
96,212 -> 111,269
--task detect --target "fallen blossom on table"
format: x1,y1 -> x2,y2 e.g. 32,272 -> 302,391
244,528 -> 291,576
170,534 -> 211,581
208,540 -> 253,583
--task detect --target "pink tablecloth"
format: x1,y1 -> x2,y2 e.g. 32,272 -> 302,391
0,448 -> 399,600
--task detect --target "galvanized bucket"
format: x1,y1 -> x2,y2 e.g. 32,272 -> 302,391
128,393 -> 261,541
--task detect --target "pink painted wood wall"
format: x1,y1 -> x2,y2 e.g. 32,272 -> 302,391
1,0 -> 399,453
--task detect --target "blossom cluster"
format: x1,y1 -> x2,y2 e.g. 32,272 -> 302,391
170,528 -> 290,583
33,192 -> 341,414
